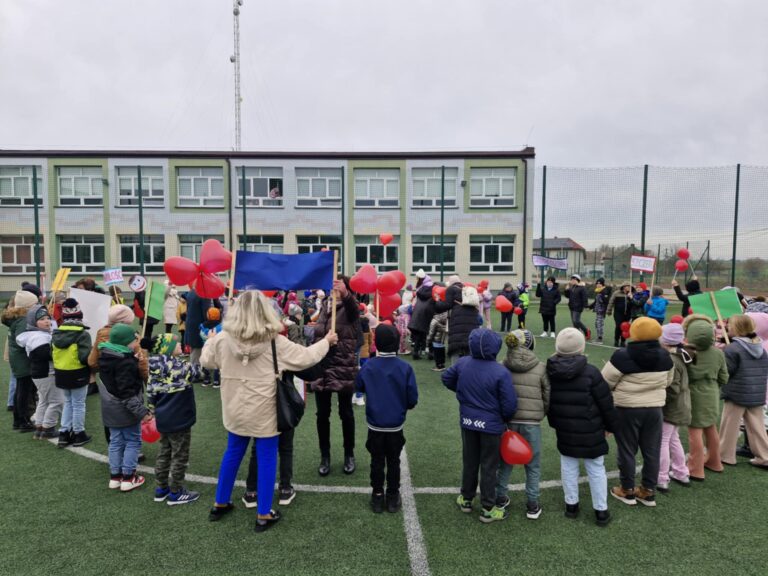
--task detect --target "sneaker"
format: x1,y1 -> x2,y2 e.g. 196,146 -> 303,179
209,503 -> 235,522
479,506 -> 508,523
120,474 -> 145,492
495,495 -> 510,509
565,503 -> 580,518
539,332 -> 548,338
254,510 -> 281,533
41,427 -> 59,439
595,509 -> 612,527
278,486 -> 296,506
57,430 -> 73,448
154,487 -> 171,502
550,332 -> 556,338
610,486 -> 637,506
386,493 -> 402,513
595,340 -> 603,345
167,487 -> 200,506
371,492 -> 385,514
635,486 -> 656,507
356,396 -> 365,406
669,471 -> 691,487
456,495 -> 473,513
431,367 -> 446,372
526,501 -> 542,520
71,430 -> 92,448
241,492 -> 258,509
33,427 -> 43,439
212,383 -> 221,389
656,482 -> 670,494
108,474 -> 123,490
17,423 -> 35,433
201,381 -> 211,388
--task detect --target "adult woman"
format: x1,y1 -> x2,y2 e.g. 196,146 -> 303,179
203,290 -> 336,532
309,277 -> 361,476
407,274 -> 435,360
536,276 -> 561,337
163,283 -> 180,333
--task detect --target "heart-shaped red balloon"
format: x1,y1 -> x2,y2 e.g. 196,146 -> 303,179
432,285 -> 447,302
377,271 -> 404,296
199,239 -> 232,274
500,430 -> 532,465
164,257 -> 200,286
350,264 -> 378,294
377,291 -> 402,318
495,295 -> 513,312
379,233 -> 394,246
513,307 -> 523,316
195,271 -> 226,299
391,270 -> 406,288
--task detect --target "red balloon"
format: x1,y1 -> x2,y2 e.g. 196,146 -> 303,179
432,285 -> 447,302
513,307 -> 523,316
391,270 -> 407,288
674,259 -> 689,272
677,247 -> 690,260
163,256 -> 199,286
495,295 -> 513,313
141,418 -> 160,443
622,330 -> 631,340
620,321 -> 631,331
377,271 -> 405,296
262,290 -> 277,298
670,315 -> 684,324
688,307 -> 693,315
195,271 -> 226,299
379,233 -> 394,246
500,430 -> 533,465
350,264 -> 378,294
199,239 -> 232,274
378,291 -> 401,318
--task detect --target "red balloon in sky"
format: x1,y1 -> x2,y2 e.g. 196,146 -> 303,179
379,233 -> 394,246
674,259 -> 689,272
199,239 -> 232,274
350,264 -> 378,294
195,272 -> 226,299
377,291 -> 402,318
676,247 -> 690,260
377,271 -> 404,296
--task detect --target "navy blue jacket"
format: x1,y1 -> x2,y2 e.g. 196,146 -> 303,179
355,353 -> 418,432
442,329 -> 517,435
184,290 -> 211,349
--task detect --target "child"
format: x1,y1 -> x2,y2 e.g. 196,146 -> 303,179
2,289 -> 39,432
589,278 -> 612,345
97,323 -> 152,492
498,283 -> 517,333
427,311 -> 448,372
496,329 -> 549,519
144,333 -> 201,505
602,318 -> 672,507
447,286 -> 483,365
683,314 -> 729,480
606,283 -> 633,347
479,280 -> 493,329
354,313 -> 373,407
536,277 -> 561,338
52,298 -> 93,447
671,277 -> 702,318
631,282 -> 650,320
516,283 -> 530,329
644,286 -> 669,324
442,328 -> 517,523
394,305 -> 411,354
355,323 -> 418,513
199,307 -> 223,388
16,305 -> 64,439
656,323 -> 693,491
547,328 -> 617,527
283,303 -> 304,345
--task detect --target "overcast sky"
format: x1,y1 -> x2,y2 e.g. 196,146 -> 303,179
1,0 -> 767,166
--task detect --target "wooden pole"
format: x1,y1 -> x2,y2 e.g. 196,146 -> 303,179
228,249 -> 238,303
710,292 -> 731,345
330,250 -> 338,333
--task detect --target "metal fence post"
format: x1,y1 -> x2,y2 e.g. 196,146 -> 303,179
731,164 -> 740,287
611,246 -> 615,281
705,240 -> 710,289
640,164 -> 648,278
137,165 -> 145,276
240,165 -> 247,251
340,165 -> 345,274
540,165 -> 546,283
440,165 -> 445,283
32,165 -> 41,286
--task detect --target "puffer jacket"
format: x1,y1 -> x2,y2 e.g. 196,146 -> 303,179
536,283 -> 561,316
2,306 -> 33,378
408,282 -> 435,334
427,312 -> 448,347
591,286 -> 612,316
184,290 -> 211,349
546,354 -> 617,459
644,296 -> 669,321
97,347 -> 149,428
602,341 -> 673,408
89,325 -> 149,383
663,346 -> 693,426
565,283 -> 588,312
447,304 -> 481,356
16,329 -> 54,379
201,331 -> 330,437
310,293 -> 361,393
722,338 -> 768,406
607,290 -> 632,322
52,322 -> 92,390
441,329 -> 517,435
684,314 -> 729,428
503,346 -> 549,423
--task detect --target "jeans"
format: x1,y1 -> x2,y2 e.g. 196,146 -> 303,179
32,375 -> 64,429
541,314 -> 556,333
215,432 -> 278,516
7,373 -> 16,407
60,385 -> 89,433
560,454 -> 608,511
108,423 -> 142,476
658,421 -> 689,484
366,429 -> 405,495
615,407 -> 663,491
570,310 -> 588,335
461,428 -> 501,511
500,312 -> 513,333
247,428 -> 295,491
496,424 -> 542,504
12,375 -> 35,427
315,390 -> 355,458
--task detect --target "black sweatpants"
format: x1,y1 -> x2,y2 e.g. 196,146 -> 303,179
315,390 -> 355,458
433,346 -> 446,369
461,428 -> 501,511
500,312 -> 513,333
366,429 -> 405,495
247,428 -> 295,490
13,375 -> 35,428
410,329 -> 427,358
615,407 -> 663,491
541,314 -> 556,333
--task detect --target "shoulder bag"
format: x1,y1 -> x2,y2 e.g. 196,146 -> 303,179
272,339 -> 305,432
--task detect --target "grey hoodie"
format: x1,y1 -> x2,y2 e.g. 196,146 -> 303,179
722,337 -> 768,406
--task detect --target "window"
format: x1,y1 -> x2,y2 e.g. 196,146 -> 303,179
469,235 -> 515,274
237,235 -> 284,253
117,166 -> 164,207
297,234 -> 342,254
236,167 -> 283,207
59,235 -> 105,273
177,167 -> 224,207
411,167 -> 457,207
296,168 -> 342,208
412,235 -> 456,274
0,235 -> 44,274
0,166 -> 43,206
178,234 -> 225,261
119,235 -> 165,273
354,168 -> 399,208
469,167 -> 516,207
58,167 -> 103,206
355,235 -> 398,272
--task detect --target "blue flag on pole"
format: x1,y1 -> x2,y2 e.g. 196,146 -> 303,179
233,250 -> 335,292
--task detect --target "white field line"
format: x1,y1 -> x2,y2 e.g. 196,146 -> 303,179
400,447 -> 431,576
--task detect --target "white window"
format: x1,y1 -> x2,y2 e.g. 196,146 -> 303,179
297,234 -> 342,255
117,166 -> 164,207
469,235 -> 515,274
0,166 -> 43,206
0,235 -> 45,274
236,167 -> 283,207
296,168 -> 342,208
59,235 -> 105,273
237,235 -> 284,253
469,167 -> 516,207
178,234 -> 225,261
58,167 -> 103,206
354,168 -> 399,208
177,167 -> 224,207
411,167 -> 457,208
412,235 -> 456,274
355,235 -> 398,272
119,235 -> 165,273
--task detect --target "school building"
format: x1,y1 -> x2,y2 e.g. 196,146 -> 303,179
0,148 -> 535,294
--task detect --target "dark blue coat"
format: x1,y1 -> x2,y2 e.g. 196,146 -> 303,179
355,354 -> 418,431
184,290 -> 211,349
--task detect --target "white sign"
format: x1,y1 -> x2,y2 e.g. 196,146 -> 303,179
103,268 -> 124,286
532,255 -> 569,271
630,254 -> 656,273
70,288 -> 113,343
129,275 -> 147,292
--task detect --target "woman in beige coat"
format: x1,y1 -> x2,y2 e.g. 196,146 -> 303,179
202,290 -> 337,532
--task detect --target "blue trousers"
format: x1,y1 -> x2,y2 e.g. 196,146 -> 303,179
215,432 -> 278,516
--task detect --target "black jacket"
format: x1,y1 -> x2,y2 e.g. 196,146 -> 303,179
607,291 -> 632,322
97,348 -> 149,428
447,305 -> 481,356
673,280 -> 702,317
434,283 -> 464,314
536,283 -> 561,316
723,339 -> 768,407
564,284 -> 588,312
546,355 -> 617,459
408,284 -> 436,334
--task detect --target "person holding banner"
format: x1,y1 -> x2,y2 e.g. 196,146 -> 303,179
671,278 -> 702,318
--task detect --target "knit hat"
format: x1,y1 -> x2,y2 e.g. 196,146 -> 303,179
13,289 -> 38,309
505,329 -> 535,351
406,284 -> 413,291
108,323 -> 136,347
151,333 -> 178,356
571,274 -> 582,282
461,286 -> 480,307
447,274 -> 462,286
629,317 -> 662,342
21,282 -> 42,298
556,328 -> 586,356
26,305 -> 51,330
61,298 -> 83,320
596,277 -> 605,286
374,323 -> 399,354
660,323 -> 685,346
108,304 -> 135,326
206,307 -> 221,321
415,269 -> 426,279
637,282 -> 648,292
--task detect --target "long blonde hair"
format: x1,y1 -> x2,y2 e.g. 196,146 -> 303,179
223,290 -> 283,343
729,314 -> 758,339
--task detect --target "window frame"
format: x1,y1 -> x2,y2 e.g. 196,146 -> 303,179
119,234 -> 166,274
411,167 -> 458,208
237,235 -> 284,254
235,167 -> 284,208
469,167 -> 517,208
469,234 -> 515,274
57,166 -> 104,207
178,234 -> 226,262
411,234 -> 457,274
295,168 -> 343,208
0,166 -> 44,207
296,234 -> 342,255
0,235 -> 45,274
355,235 -> 399,272
176,167 -> 225,208
354,168 -> 400,208
58,234 -> 105,273
116,166 -> 165,208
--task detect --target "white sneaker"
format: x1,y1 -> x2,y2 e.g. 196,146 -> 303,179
539,332 -> 548,338
550,332 -> 556,338
108,478 -> 122,490
120,474 -> 145,492
354,395 -> 365,406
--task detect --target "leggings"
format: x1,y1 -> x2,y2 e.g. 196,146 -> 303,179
215,432 -> 278,516
315,390 -> 355,458
541,314 -> 556,333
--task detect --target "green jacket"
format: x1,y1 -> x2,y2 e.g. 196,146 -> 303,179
503,347 -> 549,423
2,306 -> 32,378
684,315 -> 728,428
52,323 -> 92,389
663,347 -> 693,426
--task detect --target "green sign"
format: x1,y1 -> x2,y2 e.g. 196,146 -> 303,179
689,289 -> 743,321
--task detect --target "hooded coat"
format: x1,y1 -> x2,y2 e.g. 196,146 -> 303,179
601,341 -> 673,408
434,281 -> 464,314
503,346 -> 549,423
564,283 -> 588,312
663,346 -> 693,426
683,314 -> 729,428
51,322 -> 92,389
97,347 -> 149,428
447,304 -> 482,357
15,305 -> 54,379
673,279 -> 702,318
408,280 -> 436,334
536,282 -> 562,316
722,338 -> 768,407
441,329 -> 517,435
309,293 -> 361,393
2,305 -> 34,378
89,325 -> 149,383
184,290 -> 211,349
606,288 -> 633,323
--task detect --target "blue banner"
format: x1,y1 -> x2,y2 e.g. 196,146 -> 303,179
233,250 -> 335,292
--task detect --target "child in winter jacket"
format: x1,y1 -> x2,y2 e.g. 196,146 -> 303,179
644,287 -> 669,324
498,283 -> 518,333
394,305 -> 411,354
607,283 -> 633,347
672,277 -> 702,318
199,307 -> 222,387
2,289 -> 40,432
565,275 -> 589,337
657,323 -> 693,491
442,328 -> 517,523
589,278 -> 612,344
516,283 -> 530,329
631,282 -> 650,320
479,281 -> 493,329
496,330 -> 549,519
547,328 -> 617,527
427,311 -> 448,371
447,287 -> 483,363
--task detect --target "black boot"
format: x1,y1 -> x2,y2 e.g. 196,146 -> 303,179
595,509 -> 611,527
371,492 -> 385,514
318,456 -> 330,477
386,492 -> 401,513
343,455 -> 356,475
564,503 -> 580,519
